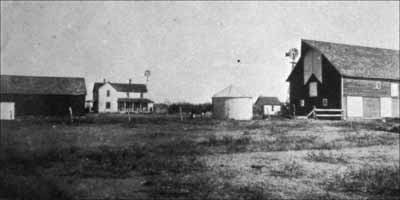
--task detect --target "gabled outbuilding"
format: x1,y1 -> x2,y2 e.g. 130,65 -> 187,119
0,75 -> 86,118
254,96 -> 282,116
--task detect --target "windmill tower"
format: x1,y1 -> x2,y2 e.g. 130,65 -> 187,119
285,48 -> 299,69
285,48 -> 299,116
144,70 -> 151,83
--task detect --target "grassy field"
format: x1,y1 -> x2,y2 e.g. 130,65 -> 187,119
0,114 -> 399,200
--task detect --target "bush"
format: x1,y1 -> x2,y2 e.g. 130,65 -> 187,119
168,102 -> 212,114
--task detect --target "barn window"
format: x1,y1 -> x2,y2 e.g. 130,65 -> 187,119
300,99 -> 305,107
322,98 -> 328,107
391,83 -> 399,97
106,102 -> 111,109
107,90 -> 110,97
309,82 -> 317,97
375,82 -> 381,89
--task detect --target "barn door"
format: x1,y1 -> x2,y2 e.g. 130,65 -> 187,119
362,97 -> 380,118
1,102 -> 15,120
347,96 -> 363,117
380,97 -> 392,117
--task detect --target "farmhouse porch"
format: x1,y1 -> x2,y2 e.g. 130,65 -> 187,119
117,98 -> 153,113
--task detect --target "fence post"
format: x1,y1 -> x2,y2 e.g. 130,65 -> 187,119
313,106 -> 316,119
69,106 -> 73,123
179,107 -> 183,121
292,104 -> 296,118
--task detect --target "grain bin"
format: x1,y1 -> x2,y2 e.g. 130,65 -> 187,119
212,85 -> 253,120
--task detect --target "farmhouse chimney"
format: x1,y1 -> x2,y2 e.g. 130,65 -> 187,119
103,78 -> 106,83
129,79 -> 132,85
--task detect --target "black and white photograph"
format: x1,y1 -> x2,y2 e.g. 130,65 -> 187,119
0,1 -> 399,199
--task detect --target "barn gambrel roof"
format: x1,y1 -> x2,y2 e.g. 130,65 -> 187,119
288,39 -> 400,81
93,82 -> 147,93
0,75 -> 86,95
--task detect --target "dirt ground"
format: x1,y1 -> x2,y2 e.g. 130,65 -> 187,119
0,114 -> 399,199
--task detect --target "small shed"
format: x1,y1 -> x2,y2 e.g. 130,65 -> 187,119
254,96 -> 282,116
212,85 -> 253,120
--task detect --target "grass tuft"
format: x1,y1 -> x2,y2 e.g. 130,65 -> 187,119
305,151 -> 349,164
270,159 -> 305,178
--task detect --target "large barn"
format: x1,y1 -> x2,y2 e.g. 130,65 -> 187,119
0,75 -> 86,119
287,39 -> 399,119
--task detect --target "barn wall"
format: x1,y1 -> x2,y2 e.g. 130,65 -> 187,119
0,94 -> 85,116
343,78 -> 400,118
288,52 -> 341,116
343,78 -> 391,97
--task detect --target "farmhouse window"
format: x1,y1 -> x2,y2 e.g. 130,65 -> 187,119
375,82 -> 381,89
322,98 -> 328,107
107,90 -> 110,97
300,99 -> 305,107
106,102 -> 111,109
309,82 -> 317,97
391,83 -> 399,97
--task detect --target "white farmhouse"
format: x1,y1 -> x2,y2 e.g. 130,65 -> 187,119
93,79 -> 153,113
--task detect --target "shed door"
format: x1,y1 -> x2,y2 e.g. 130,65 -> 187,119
347,96 -> 363,117
380,97 -> 392,117
1,102 -> 15,120
263,105 -> 272,115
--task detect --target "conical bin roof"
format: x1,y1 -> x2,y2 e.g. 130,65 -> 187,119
212,85 -> 251,98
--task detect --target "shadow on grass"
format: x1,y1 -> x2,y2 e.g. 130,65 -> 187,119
325,164 -> 400,198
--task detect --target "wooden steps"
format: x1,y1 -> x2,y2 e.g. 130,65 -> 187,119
306,107 -> 343,120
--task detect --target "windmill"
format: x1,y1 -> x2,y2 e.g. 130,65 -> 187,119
285,48 -> 299,117
285,48 -> 299,68
144,70 -> 151,82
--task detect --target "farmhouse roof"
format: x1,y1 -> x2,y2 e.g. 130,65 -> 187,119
255,96 -> 281,106
93,82 -> 148,93
0,75 -> 86,95
212,85 -> 251,98
288,39 -> 400,81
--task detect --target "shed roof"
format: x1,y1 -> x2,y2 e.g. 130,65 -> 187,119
212,85 -> 251,98
255,96 -> 281,106
93,82 -> 147,93
0,75 -> 86,95
300,39 -> 399,80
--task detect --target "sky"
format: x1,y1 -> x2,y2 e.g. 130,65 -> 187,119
1,1 -> 399,103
